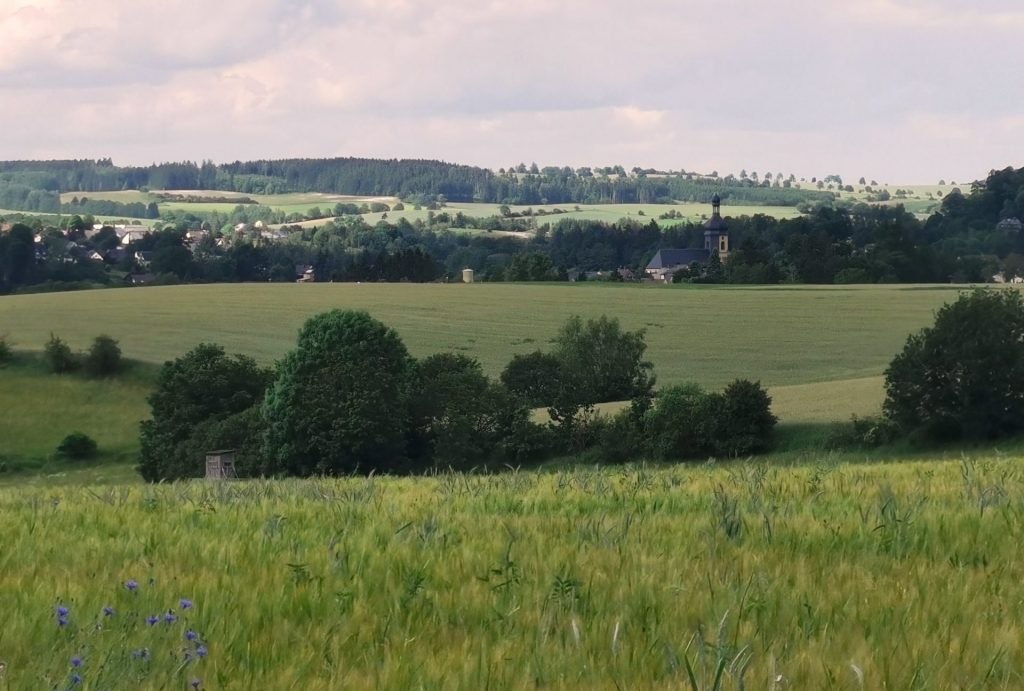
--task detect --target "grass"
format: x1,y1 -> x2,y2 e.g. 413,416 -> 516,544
2,458 -> 1024,688
0,282 -> 978,475
0,283 -> 974,391
0,355 -> 153,470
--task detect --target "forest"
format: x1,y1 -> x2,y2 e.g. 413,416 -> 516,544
0,157 -> 829,213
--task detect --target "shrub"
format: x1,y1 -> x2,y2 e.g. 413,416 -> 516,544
43,333 -> 78,373
709,379 -> 777,457
884,289 -> 1024,441
83,334 -> 122,377
57,432 -> 97,460
592,404 -> 646,464
825,416 -> 900,450
0,334 -> 11,365
262,310 -> 412,476
643,384 -> 717,460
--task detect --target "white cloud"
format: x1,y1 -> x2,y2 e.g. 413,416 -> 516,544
0,0 -> 1020,182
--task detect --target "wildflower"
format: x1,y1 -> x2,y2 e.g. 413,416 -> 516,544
71,657 -> 83,668
185,630 -> 198,642
56,606 -> 70,618
191,679 -> 202,689
103,606 -> 116,617
180,598 -> 193,610
146,616 -> 159,626
164,611 -> 177,623
70,673 -> 82,685
125,580 -> 139,592
196,646 -> 208,659
58,617 -> 69,627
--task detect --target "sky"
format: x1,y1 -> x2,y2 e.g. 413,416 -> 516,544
1,0 -> 1022,184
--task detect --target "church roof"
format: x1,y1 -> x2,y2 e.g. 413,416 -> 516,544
703,214 -> 729,231
647,248 -> 711,269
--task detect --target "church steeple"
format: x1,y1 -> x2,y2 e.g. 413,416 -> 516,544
703,194 -> 729,259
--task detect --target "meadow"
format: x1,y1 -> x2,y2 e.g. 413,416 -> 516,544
2,458 -> 1024,689
0,282 -> 979,472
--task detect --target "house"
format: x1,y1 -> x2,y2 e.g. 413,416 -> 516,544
134,251 -> 154,267
645,195 -> 730,281
296,264 -> 315,282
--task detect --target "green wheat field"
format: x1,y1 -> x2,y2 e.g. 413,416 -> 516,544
2,459 -> 1023,689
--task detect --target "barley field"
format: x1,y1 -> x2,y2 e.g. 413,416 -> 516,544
2,458 -> 1023,689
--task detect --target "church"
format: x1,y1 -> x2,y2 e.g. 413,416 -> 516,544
645,194 -> 729,282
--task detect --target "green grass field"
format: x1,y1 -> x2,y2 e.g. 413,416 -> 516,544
0,356 -> 153,469
3,458 -> 1024,689
0,283 -> 970,390
0,282 -> 982,472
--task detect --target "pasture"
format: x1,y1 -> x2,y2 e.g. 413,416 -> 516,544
0,282 -> 978,470
2,458 -> 1024,689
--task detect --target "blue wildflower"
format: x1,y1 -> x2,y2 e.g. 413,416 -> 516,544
103,606 -> 115,617
70,673 -> 82,685
180,598 -> 193,610
125,580 -> 139,592
185,629 -> 198,642
196,645 -> 207,659
56,606 -> 69,617
146,615 -> 159,626
164,611 -> 177,623
58,617 -> 69,627
191,679 -> 202,689
71,657 -> 83,668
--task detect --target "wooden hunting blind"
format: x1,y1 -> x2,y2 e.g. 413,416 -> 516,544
205,449 -> 237,479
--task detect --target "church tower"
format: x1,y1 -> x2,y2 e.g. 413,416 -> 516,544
703,193 -> 729,260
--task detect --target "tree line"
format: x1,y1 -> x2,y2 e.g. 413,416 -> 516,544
0,157 -> 830,208
138,312 -> 776,481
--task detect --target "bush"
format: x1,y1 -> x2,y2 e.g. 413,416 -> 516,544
83,334 -> 122,377
0,334 -> 11,365
43,333 -> 78,373
884,289 -> 1024,441
825,416 -> 900,450
592,404 -> 646,464
709,379 -> 777,456
262,310 -> 413,476
57,432 -> 97,460
643,384 -> 717,460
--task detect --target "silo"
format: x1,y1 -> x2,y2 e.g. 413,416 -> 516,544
462,268 -> 475,283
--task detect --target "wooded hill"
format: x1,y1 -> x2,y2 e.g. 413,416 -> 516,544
0,157 -> 830,214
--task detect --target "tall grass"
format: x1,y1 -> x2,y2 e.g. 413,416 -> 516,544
2,457 -> 1023,688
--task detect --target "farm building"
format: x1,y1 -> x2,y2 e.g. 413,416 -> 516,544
645,195 -> 730,281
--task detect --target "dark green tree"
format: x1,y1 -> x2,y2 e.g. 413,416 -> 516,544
407,353 -> 530,469
138,343 -> 271,481
884,289 -> 1024,441
500,350 -> 563,407
82,334 -> 122,377
552,315 -> 654,405
709,379 -> 777,456
262,310 -> 412,475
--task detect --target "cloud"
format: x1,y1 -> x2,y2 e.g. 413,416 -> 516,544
0,0 -> 1021,182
